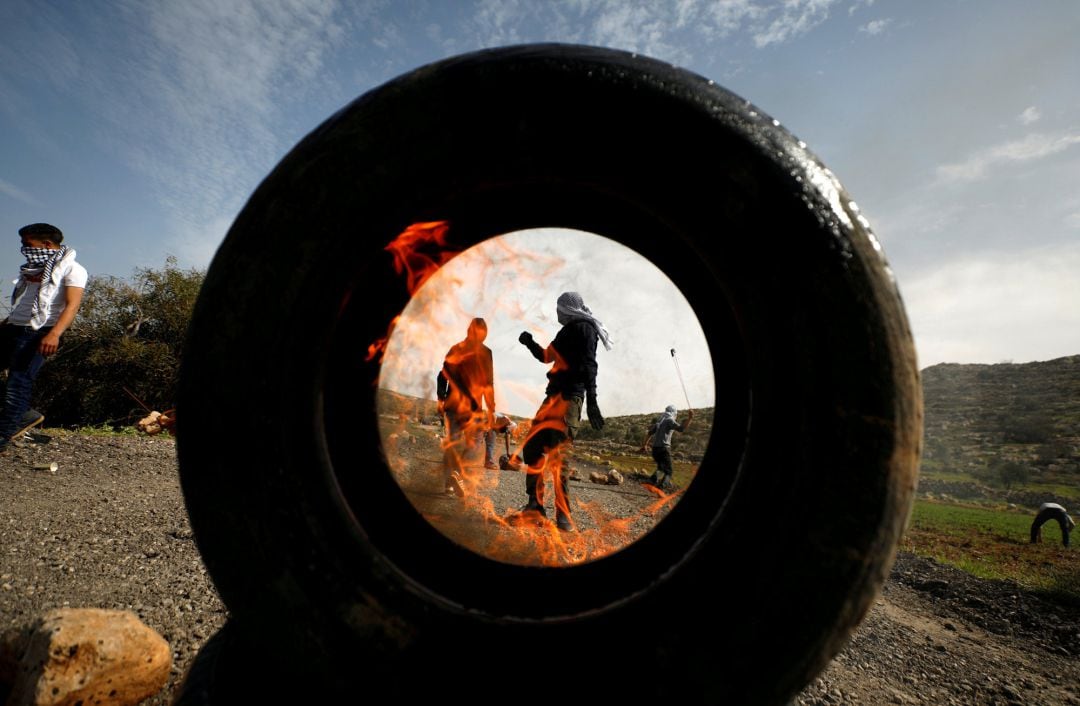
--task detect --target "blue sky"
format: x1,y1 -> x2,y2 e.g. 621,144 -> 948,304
2,1 -> 1079,413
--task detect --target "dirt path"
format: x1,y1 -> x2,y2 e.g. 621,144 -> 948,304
2,431 -> 1078,705
798,560 -> 1080,705
382,419 -> 680,565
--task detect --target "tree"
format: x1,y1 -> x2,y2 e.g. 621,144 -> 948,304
991,459 -> 1030,491
30,257 -> 204,427
1003,413 -> 1055,444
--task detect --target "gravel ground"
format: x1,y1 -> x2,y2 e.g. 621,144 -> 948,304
797,551 -> 1080,706
0,430 -> 226,705
2,429 -> 1079,705
382,420 -> 681,565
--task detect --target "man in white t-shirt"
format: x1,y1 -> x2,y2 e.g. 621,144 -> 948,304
1030,502 -> 1076,547
0,223 -> 87,452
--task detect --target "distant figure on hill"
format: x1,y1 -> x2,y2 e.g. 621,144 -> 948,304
642,404 -> 693,491
1029,502 -> 1075,547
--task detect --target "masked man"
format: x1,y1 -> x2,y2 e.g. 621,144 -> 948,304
516,292 -> 611,532
0,223 -> 87,453
643,405 -> 694,491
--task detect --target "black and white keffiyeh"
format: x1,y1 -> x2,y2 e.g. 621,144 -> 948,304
11,245 -> 68,307
556,291 -> 613,351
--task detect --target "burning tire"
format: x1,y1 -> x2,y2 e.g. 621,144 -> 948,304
178,44 -> 920,703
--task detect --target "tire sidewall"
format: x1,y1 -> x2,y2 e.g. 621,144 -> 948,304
177,43 -> 920,703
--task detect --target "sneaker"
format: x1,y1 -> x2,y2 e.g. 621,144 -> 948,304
445,471 -> 466,498
11,409 -> 44,441
520,500 -> 547,518
484,460 -> 498,470
659,475 -> 676,491
508,500 -> 547,528
556,513 -> 574,532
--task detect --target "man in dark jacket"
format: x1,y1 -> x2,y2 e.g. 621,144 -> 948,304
437,318 -> 495,497
515,292 -> 612,531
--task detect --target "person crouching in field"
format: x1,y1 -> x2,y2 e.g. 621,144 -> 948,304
642,405 -> 693,491
0,223 -> 87,454
1030,502 -> 1075,547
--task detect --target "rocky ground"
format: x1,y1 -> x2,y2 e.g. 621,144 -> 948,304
2,429 -> 1079,705
0,430 -> 226,705
381,419 -> 683,566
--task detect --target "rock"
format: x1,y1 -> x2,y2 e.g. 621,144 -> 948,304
589,469 -> 624,485
7,607 -> 172,706
136,411 -> 162,434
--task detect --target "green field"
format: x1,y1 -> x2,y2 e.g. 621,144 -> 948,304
902,499 -> 1079,603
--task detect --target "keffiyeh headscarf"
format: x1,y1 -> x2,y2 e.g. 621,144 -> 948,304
11,245 -> 68,307
556,291 -> 613,351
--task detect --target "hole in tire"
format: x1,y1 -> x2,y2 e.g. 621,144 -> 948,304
372,226 -> 718,567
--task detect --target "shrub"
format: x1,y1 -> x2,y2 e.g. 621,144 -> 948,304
29,257 -> 204,427
988,459 -> 1030,491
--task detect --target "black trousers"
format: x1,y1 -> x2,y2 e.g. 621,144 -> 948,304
652,446 -> 674,476
1030,507 -> 1072,547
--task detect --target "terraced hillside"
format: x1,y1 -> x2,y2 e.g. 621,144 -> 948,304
920,354 -> 1080,499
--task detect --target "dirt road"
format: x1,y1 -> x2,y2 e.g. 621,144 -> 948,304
2,430 -> 1078,704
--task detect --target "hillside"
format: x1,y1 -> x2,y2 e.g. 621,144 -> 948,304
920,354 -> 1080,499
381,354 -> 1080,499
377,388 -> 713,461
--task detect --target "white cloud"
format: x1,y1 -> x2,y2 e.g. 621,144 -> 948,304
1019,106 -> 1041,125
82,0 -> 349,261
140,1 -> 341,114
848,0 -> 876,15
935,131 -> 1080,184
0,178 -> 38,205
672,0 -> 762,40
859,18 -> 891,35
591,4 -> 674,57
472,0 -> 532,46
902,243 -> 1080,367
468,0 -> 840,63
752,0 -> 840,47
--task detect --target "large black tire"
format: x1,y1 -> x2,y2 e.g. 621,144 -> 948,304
177,43 -> 921,704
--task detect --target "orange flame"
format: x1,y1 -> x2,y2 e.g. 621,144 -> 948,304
385,220 -> 457,294
368,220 -> 456,364
373,223 -> 690,567
366,315 -> 401,364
